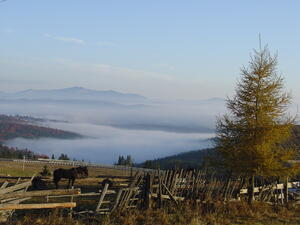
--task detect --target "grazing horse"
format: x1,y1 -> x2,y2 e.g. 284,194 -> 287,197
53,166 -> 88,189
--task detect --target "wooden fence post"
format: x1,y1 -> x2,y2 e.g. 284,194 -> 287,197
69,186 -> 74,218
158,169 -> 162,208
284,177 -> 289,204
144,173 -> 153,209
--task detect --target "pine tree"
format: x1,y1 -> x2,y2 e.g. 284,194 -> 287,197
58,153 -> 70,160
215,45 -> 297,203
125,155 -> 133,166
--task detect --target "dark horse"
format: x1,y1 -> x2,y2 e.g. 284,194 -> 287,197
53,166 -> 88,189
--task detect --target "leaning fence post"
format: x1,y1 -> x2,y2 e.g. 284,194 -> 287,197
96,183 -> 109,212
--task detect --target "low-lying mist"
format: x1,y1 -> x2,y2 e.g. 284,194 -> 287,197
6,123 -> 213,164
1,97 -> 224,164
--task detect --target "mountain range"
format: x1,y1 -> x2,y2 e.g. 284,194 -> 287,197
0,87 -> 146,102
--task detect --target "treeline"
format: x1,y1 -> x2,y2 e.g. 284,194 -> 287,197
115,155 -> 134,166
139,148 -> 215,170
51,153 -> 70,161
139,123 -> 300,170
0,144 -> 49,159
0,114 -> 81,142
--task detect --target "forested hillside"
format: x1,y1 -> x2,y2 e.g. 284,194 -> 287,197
0,114 -> 81,142
140,148 -> 214,169
0,144 -> 48,159
141,125 -> 300,169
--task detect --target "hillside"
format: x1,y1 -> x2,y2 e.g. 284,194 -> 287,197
0,114 -> 81,142
141,125 -> 300,169
0,144 -> 48,159
139,148 -> 215,169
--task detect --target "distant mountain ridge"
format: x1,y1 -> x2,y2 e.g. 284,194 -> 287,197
0,87 -> 146,102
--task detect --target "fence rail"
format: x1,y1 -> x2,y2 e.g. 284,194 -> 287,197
0,168 -> 299,221
5,158 -> 153,173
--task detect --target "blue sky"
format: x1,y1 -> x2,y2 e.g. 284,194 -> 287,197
1,0 -> 300,101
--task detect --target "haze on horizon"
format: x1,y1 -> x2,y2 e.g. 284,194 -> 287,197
1,1 -> 300,102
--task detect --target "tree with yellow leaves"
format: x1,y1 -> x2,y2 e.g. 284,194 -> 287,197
215,45 -> 297,203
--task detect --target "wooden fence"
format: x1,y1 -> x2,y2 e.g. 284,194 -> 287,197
72,170 -> 300,215
0,175 -> 80,222
9,158 -> 153,173
0,169 -> 299,221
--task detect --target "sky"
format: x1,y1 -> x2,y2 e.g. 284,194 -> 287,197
1,0 -> 300,101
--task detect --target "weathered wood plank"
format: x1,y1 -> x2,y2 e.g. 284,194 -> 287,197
151,193 -> 185,201
0,202 -> 76,210
162,181 -> 178,204
240,181 -> 300,194
96,183 -> 109,211
0,182 -> 8,190
0,188 -> 80,200
47,192 -> 100,199
0,181 -> 31,196
111,189 -> 123,212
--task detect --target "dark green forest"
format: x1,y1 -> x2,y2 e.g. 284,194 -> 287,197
140,125 -> 300,170
0,144 -> 48,159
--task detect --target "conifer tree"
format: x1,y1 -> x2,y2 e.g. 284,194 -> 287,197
215,45 -> 297,203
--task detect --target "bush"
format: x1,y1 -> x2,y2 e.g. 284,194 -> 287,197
40,165 -> 51,177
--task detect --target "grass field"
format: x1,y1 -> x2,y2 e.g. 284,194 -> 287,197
0,160 -> 135,222
4,201 -> 300,225
0,161 -> 131,178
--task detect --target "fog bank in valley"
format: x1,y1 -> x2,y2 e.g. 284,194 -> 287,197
0,89 -> 226,164
7,123 -> 213,164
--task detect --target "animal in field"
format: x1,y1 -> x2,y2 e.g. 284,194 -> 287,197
53,166 -> 88,189
31,176 -> 47,190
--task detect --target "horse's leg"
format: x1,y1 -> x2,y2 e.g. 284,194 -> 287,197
54,178 -> 60,189
68,178 -> 71,189
71,178 -> 75,188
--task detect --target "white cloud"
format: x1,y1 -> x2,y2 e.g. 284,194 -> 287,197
44,33 -> 85,44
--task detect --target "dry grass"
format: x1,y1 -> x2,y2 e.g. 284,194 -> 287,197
0,161 -> 131,178
0,161 -> 132,192
1,162 -> 300,225
4,202 -> 300,225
